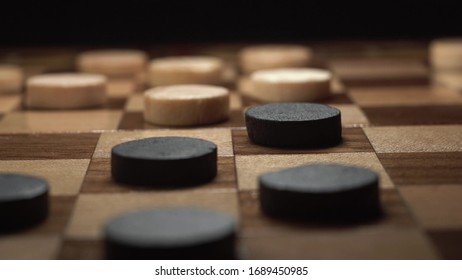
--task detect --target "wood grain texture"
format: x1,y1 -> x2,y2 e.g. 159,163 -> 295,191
0,133 -> 100,160
362,105 -> 462,126
328,58 -> 429,87
0,42 -> 461,260
399,185 -> 462,230
364,125 -> 462,153
378,152 -> 462,185
350,86 -> 462,107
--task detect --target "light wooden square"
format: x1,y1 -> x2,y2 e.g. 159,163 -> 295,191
0,236 -> 60,260
242,228 -> 436,259
106,78 -> 139,97
125,95 -> 143,112
0,159 -> 90,195
400,185 -> 462,230
0,95 -> 20,113
0,110 -> 122,133
66,190 -> 239,239
235,152 -> 394,190
364,125 -> 462,153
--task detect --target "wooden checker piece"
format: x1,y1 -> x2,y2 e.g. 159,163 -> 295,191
77,49 -> 148,78
144,85 -> 230,126
26,73 -> 107,109
430,38 -> 462,71
148,56 -> 225,86
243,68 -> 332,102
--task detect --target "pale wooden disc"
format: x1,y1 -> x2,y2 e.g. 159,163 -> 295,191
239,45 -> 313,74
77,49 -> 148,77
245,68 -> 331,102
144,84 -> 230,126
0,64 -> 24,93
430,38 -> 462,70
26,73 -> 107,109
148,56 -> 225,86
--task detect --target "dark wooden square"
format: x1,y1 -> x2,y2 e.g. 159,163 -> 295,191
0,133 -> 100,160
362,105 -> 462,126
105,97 -> 127,110
428,230 -> 462,260
378,152 -> 462,185
232,127 -> 374,155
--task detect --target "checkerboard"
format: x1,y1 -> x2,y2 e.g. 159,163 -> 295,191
0,41 -> 461,259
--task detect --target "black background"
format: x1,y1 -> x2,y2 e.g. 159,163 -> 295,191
1,1 -> 462,46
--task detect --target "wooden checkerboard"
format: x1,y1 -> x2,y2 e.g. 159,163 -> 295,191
0,41 -> 461,259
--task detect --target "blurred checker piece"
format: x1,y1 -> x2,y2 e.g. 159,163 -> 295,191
104,207 -> 237,260
0,173 -> 49,231
77,49 -> 148,81
144,85 -> 230,126
244,68 -> 332,102
26,73 -> 107,109
430,38 -> 462,71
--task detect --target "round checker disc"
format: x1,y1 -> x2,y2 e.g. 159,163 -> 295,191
246,68 -> 332,102
111,137 -> 217,186
245,103 -> 342,148
26,73 -> 107,109
430,38 -> 462,71
0,173 -> 49,231
144,85 -> 230,126
77,49 -> 148,76
259,164 -> 381,221
104,207 -> 237,259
